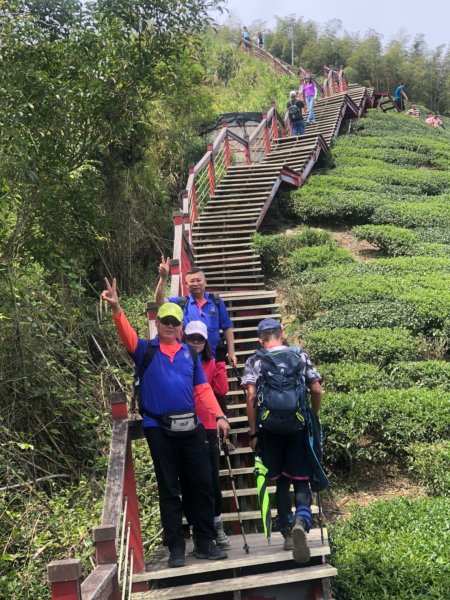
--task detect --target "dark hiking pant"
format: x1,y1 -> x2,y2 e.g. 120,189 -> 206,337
182,429 -> 223,521
145,426 -> 215,552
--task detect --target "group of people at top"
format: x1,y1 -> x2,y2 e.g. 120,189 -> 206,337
241,26 -> 263,50
394,83 -> 444,128
102,261 -> 325,568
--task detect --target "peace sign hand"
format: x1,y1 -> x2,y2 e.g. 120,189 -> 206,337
158,255 -> 171,280
101,277 -> 120,314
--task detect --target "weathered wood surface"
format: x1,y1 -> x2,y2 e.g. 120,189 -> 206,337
81,564 -> 118,600
101,419 -> 128,529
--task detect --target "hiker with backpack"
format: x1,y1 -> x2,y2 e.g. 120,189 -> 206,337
242,318 -> 326,564
286,90 -> 305,136
181,320 -> 230,549
155,258 -> 237,367
102,278 -> 230,568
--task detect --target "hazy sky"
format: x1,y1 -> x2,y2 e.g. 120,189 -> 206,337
218,0 -> 449,49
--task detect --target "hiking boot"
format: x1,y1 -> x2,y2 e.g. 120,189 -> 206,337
281,530 -> 293,551
194,540 -> 228,560
215,517 -> 231,548
167,546 -> 186,568
292,517 -> 310,564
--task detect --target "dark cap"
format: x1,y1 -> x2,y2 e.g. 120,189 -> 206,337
257,318 -> 282,336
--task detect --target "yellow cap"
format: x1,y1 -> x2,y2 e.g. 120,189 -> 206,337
157,302 -> 183,323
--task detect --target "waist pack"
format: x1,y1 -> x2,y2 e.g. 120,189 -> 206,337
256,347 -> 307,435
288,101 -> 302,122
133,344 -> 199,436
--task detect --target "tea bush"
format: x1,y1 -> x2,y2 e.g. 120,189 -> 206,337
370,199 -> 450,228
322,388 -> 450,465
305,327 -> 422,365
284,244 -> 354,275
352,225 -> 418,256
331,497 -> 450,600
252,228 -> 330,275
407,441 -> 450,496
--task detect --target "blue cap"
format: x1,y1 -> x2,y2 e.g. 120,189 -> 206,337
257,318 -> 282,336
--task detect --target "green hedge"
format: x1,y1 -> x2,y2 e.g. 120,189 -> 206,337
292,189 -> 379,224
371,199 -> 450,228
252,228 -> 330,275
353,224 -> 418,256
407,441 -> 450,496
320,360 -> 450,393
284,244 -> 353,275
305,327 -> 422,365
331,497 -> 450,600
322,388 -> 450,465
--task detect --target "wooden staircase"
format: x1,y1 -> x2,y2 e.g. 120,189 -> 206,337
132,87 -> 371,599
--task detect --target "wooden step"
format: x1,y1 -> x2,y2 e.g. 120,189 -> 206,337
222,485 -> 276,498
203,266 -> 262,276
133,531 -> 331,588
231,313 -> 281,322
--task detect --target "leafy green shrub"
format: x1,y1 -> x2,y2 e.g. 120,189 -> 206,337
353,224 -> 418,256
305,327 -> 422,365
320,362 -> 383,392
320,360 -> 450,393
407,441 -> 450,496
331,497 -> 450,600
322,388 -> 450,465
252,228 -> 330,275
371,199 -> 450,228
292,190 -> 378,224
284,244 -> 353,275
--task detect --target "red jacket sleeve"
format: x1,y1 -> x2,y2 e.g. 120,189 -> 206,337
112,310 -> 138,353
194,382 -> 224,420
211,360 -> 229,397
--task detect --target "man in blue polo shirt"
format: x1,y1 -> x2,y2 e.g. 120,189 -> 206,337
102,277 -> 230,568
393,82 -> 408,111
155,259 -> 237,367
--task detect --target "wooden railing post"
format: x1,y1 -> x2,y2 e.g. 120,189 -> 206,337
124,440 -> 145,576
207,144 -> 215,196
262,115 -> 271,155
48,559 -> 82,600
147,301 -> 159,339
189,166 -> 198,222
244,141 -> 251,164
223,131 -> 232,167
110,390 -> 128,421
93,526 -> 121,599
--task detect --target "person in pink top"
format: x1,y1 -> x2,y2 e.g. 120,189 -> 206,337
300,76 -> 318,124
182,320 -> 231,548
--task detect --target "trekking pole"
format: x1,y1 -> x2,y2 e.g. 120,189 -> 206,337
221,439 -> 250,554
316,491 -> 325,547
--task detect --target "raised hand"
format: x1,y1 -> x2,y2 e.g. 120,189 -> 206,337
158,255 -> 171,280
101,277 -> 120,313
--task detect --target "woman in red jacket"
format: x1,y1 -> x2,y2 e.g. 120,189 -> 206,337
184,320 -> 230,548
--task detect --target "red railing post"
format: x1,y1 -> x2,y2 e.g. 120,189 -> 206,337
262,115 -> 271,155
93,526 -> 120,599
207,144 -> 215,196
244,141 -> 251,164
48,559 -> 82,600
146,301 -> 158,339
223,131 -> 232,167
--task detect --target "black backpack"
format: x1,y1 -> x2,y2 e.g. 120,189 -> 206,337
287,101 -> 302,122
255,347 -> 307,435
132,344 -> 197,417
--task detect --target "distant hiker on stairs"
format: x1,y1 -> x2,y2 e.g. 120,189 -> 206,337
102,278 -> 230,568
393,82 -> 408,111
300,76 -> 318,124
155,259 -> 237,367
242,319 -> 326,564
286,90 -> 305,136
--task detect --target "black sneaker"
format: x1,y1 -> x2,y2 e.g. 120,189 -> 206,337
194,540 -> 228,560
168,546 -> 186,568
292,517 -> 310,564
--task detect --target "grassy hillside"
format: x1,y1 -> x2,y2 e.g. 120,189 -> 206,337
255,108 -> 450,598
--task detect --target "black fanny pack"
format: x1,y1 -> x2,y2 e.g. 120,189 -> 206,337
149,411 -> 199,437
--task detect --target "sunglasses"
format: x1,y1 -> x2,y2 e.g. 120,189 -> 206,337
159,316 -> 181,327
186,334 -> 206,343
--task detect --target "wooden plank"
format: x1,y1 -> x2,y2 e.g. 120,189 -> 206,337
133,531 -> 329,583
133,564 -> 337,599
81,564 -> 117,600
101,419 -> 128,529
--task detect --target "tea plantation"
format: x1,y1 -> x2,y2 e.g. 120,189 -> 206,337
255,109 -> 450,599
